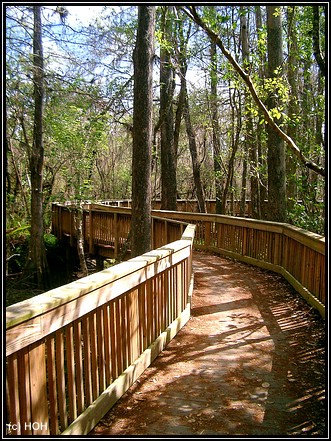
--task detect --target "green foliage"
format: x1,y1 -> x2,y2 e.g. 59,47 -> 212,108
5,4 -> 325,242
287,200 -> 324,235
44,233 -> 58,249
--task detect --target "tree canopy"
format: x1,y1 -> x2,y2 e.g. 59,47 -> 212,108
6,4 -> 326,251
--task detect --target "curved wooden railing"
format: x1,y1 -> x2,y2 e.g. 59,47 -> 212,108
52,202 -> 325,314
153,210 -> 325,317
6,215 -> 196,435
51,203 -> 325,316
6,202 -> 325,435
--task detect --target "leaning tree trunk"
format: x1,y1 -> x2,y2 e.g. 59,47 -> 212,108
24,5 -> 49,289
131,6 -> 155,257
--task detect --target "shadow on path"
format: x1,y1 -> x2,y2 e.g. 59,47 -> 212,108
90,251 -> 326,437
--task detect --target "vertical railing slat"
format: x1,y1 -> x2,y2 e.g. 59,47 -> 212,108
28,341 -> 49,434
55,330 -> 68,431
73,321 -> 84,415
6,353 -> 21,435
46,336 -> 59,435
66,324 -> 77,423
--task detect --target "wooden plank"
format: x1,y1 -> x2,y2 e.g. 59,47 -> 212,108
138,284 -> 147,353
55,330 -> 68,431
96,308 -> 106,392
109,301 -> 117,380
28,341 -> 49,435
46,336 -> 59,435
102,305 -> 112,386
73,321 -> 84,415
19,348 -> 32,435
90,312 -> 99,401
115,298 -> 123,376
6,353 -> 21,435
128,289 -> 139,364
121,296 -> 129,370
81,316 -> 92,406
66,324 -> 77,423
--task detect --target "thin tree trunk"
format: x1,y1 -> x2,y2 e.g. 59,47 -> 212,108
75,204 -> 88,277
24,5 -> 49,289
222,87 -> 241,215
209,41 -> 223,214
160,7 -> 177,210
286,6 -> 299,213
312,5 -> 325,76
255,5 -> 267,219
183,81 -> 206,213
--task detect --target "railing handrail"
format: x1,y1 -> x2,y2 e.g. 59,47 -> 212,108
6,223 -> 195,354
6,201 -> 325,435
151,210 -> 325,254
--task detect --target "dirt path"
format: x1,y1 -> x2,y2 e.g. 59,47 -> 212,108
90,251 -> 326,436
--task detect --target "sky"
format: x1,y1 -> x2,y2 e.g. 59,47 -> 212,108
65,5 -> 105,26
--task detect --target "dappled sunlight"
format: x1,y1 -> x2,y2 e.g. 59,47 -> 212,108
90,252 -> 325,436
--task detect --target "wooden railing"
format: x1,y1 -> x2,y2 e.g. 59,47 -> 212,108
97,198 -> 254,216
51,203 -> 188,259
153,210 -> 325,317
6,203 -> 325,435
6,215 -> 196,435
52,203 -> 325,315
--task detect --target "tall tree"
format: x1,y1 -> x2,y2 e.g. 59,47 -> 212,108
286,6 -> 300,212
312,5 -> 325,76
131,6 -> 155,257
239,7 -> 249,217
266,6 -> 287,222
159,6 -> 177,211
176,17 -> 206,213
23,5 -> 49,288
209,40 -> 223,214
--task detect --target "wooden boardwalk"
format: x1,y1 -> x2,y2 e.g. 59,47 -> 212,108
90,251 -> 325,436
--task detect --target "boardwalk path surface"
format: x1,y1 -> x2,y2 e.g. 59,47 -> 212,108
90,251 -> 326,437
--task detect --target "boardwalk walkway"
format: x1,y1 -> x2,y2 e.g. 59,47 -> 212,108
90,251 -> 325,437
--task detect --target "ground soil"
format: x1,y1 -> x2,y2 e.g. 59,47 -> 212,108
90,250 -> 326,437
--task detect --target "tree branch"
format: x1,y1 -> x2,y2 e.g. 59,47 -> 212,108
181,6 -> 325,177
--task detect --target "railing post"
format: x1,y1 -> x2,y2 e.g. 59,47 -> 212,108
69,209 -> 74,247
205,221 -> 211,248
164,220 -> 168,244
89,208 -> 94,255
114,212 -> 118,258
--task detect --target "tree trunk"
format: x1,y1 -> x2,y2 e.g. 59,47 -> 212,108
160,7 -> 177,211
286,6 -> 299,213
239,8 -> 251,218
312,6 -> 325,76
131,6 -> 155,257
209,41 -> 223,214
23,5 -> 49,289
75,204 -> 88,277
255,5 -> 268,219
183,81 -> 206,213
266,6 -> 287,222
222,86 -> 241,215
